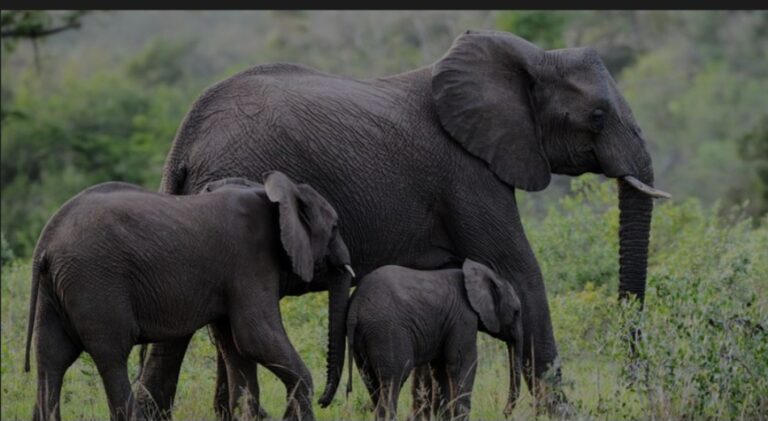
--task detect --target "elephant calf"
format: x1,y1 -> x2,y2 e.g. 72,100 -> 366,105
24,171 -> 354,421
341,259 -> 523,421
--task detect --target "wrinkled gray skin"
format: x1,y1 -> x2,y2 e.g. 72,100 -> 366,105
24,172 -> 352,421
344,259 -> 523,421
144,29 -> 669,418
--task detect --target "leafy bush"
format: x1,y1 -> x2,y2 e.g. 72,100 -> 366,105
542,176 -> 768,420
523,175 -> 620,294
0,231 -> 14,267
0,68 -> 194,257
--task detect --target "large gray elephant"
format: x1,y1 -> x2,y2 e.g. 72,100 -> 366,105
24,173 -> 353,421
143,29 -> 670,417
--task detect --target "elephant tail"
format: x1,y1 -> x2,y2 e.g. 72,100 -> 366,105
25,251 -> 47,372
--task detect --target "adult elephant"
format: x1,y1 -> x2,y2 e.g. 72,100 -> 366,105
141,29 -> 669,418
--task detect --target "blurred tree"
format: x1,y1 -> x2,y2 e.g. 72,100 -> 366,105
495,11 -> 566,49
1,11 -> 89,121
730,115 -> 768,218
0,231 -> 13,267
127,39 -> 197,87
1,11 -> 88,49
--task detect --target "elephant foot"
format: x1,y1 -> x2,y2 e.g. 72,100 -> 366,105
134,386 -> 169,421
530,361 -> 576,419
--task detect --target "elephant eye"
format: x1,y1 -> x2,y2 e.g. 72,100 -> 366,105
590,109 -> 605,133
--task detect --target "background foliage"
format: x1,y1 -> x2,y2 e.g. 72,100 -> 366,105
2,10 -> 767,420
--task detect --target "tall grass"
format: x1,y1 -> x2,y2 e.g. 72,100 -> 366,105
2,175 -> 766,420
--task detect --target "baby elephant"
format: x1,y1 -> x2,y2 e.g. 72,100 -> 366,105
24,171 -> 353,421
344,259 -> 523,421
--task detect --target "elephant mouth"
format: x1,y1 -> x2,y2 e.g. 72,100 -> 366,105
622,175 -> 671,199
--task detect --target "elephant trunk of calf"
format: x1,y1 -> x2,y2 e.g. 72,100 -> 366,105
318,269 -> 352,407
504,323 -> 523,417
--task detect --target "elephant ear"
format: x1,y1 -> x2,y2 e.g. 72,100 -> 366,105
462,258 -> 502,334
432,30 -> 550,192
264,171 -> 339,283
264,171 -> 314,283
296,183 -> 339,264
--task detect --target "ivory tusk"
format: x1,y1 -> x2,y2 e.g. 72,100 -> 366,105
344,264 -> 356,278
622,176 -> 672,199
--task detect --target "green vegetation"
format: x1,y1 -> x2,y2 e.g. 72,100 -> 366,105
2,11 -> 767,261
2,11 -> 767,420
2,176 -> 766,420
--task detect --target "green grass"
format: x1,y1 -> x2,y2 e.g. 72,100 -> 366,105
3,176 -> 767,420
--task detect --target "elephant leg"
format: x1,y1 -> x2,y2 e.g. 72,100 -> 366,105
443,359 -> 476,421
429,361 -> 451,421
32,301 -> 83,421
210,320 -> 267,421
352,349 -> 381,412
410,364 -> 437,421
136,336 -> 192,419
374,371 -> 407,421
229,279 -> 313,421
85,327 -> 143,420
213,351 -> 230,421
93,359 -> 144,421
368,350 -> 412,421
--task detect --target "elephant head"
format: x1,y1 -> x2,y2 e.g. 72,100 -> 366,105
433,30 -> 670,306
462,259 -> 523,417
262,171 -> 354,408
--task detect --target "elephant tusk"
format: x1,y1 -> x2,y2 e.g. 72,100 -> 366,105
344,264 -> 356,278
622,176 -> 671,199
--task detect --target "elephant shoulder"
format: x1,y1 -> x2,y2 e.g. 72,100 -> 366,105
239,62 -> 332,79
220,62 -> 348,91
53,182 -> 149,216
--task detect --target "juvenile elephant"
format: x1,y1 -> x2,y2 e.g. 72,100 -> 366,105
23,172 -> 353,421
341,260 -> 523,421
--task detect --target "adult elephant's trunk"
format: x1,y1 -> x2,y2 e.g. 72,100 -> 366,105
617,167 -> 658,305
318,268 -> 352,407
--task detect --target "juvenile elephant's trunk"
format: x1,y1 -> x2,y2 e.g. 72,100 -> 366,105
318,268 -> 352,407
504,320 -> 523,417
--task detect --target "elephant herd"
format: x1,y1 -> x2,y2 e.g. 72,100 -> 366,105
24,29 -> 669,421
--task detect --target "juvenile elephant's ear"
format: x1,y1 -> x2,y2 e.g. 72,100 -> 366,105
432,30 -> 550,192
462,258 -> 502,334
264,171 -> 339,283
296,184 -> 338,263
264,171 -> 315,283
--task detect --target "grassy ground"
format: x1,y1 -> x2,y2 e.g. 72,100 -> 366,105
0,262 -> 638,421
2,178 -> 767,420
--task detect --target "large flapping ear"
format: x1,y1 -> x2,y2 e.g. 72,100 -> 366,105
462,258 -> 502,334
264,171 -> 315,283
432,30 -> 551,191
